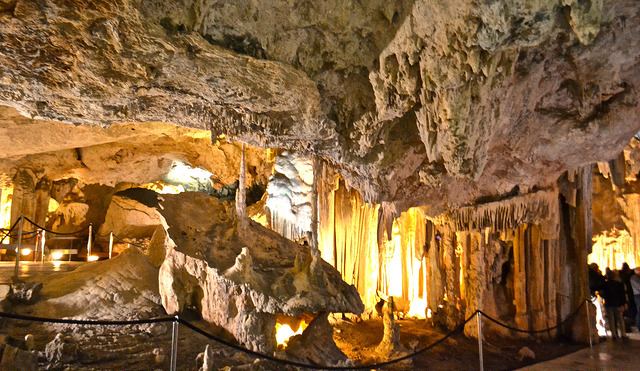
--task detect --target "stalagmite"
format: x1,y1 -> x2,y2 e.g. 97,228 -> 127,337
236,143 -> 247,222
157,192 -> 363,353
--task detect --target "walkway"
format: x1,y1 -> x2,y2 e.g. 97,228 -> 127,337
516,332 -> 640,371
0,261 -> 84,284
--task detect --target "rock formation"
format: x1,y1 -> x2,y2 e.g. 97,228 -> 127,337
0,0 -> 637,212
157,192 -> 363,353
0,0 -> 637,363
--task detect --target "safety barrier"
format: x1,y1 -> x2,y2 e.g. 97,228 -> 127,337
0,299 -> 590,371
2,215 -> 148,272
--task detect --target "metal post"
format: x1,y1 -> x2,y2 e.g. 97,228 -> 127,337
40,229 -> 45,264
86,224 -> 92,262
585,299 -> 593,349
13,217 -> 24,278
170,316 -> 179,371
477,311 -> 484,371
108,232 -> 113,259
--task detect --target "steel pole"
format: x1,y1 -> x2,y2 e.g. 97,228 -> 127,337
13,217 -> 24,278
108,232 -> 113,259
40,229 -> 45,264
170,316 -> 179,371
86,224 -> 92,261
477,311 -> 484,371
585,299 -> 593,349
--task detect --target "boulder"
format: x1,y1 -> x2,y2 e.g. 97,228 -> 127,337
158,193 -> 363,353
44,333 -> 78,368
285,312 -> 351,366
99,193 -> 164,240
0,343 -> 36,371
7,282 -> 42,304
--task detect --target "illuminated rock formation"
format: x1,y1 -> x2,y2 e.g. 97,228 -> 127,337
0,0 -> 637,356
590,137 -> 640,269
156,192 -> 363,353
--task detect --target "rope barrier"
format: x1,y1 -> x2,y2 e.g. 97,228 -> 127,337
0,218 -> 21,244
22,216 -> 89,236
478,299 -> 587,334
178,313 -> 475,370
0,299 -> 592,371
0,312 -> 175,326
0,310 -> 474,370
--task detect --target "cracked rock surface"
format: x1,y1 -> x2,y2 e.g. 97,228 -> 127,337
0,0 -> 638,211
157,192 -> 363,352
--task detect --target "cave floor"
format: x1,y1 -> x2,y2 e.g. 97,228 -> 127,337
332,317 -> 586,371
0,261 -> 615,370
1,314 -> 591,371
515,331 -> 640,371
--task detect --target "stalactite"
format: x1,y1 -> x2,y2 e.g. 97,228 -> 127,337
265,151 -> 313,242
432,189 -> 559,233
236,143 -> 247,222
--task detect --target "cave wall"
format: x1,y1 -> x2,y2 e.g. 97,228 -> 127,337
311,160 -> 594,341
1,0 -> 638,212
589,137 -> 640,269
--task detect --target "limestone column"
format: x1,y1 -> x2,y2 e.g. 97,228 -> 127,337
570,166 -> 593,343
310,155 -> 319,256
34,177 -> 51,228
10,169 -> 37,236
235,144 -> 246,226
526,225 -> 546,332
513,224 -> 528,331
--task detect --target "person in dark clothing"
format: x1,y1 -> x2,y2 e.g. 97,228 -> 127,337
631,268 -> 640,332
589,263 -> 606,298
601,269 -> 628,340
620,262 -> 637,327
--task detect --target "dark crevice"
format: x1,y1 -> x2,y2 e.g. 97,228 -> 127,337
201,33 -> 266,60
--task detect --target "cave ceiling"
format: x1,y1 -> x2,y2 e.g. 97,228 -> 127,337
0,0 -> 638,213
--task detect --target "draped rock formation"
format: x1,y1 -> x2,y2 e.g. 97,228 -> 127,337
156,192 -> 363,353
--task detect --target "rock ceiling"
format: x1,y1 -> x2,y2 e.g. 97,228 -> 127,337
0,0 -> 638,212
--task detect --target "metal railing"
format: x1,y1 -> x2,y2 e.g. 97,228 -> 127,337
2,216 -> 147,276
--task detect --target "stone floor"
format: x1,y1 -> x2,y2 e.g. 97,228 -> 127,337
516,331 -> 640,371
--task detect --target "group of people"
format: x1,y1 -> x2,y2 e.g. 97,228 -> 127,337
588,262 -> 640,341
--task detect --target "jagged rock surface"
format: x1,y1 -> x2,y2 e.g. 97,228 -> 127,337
99,194 -> 163,239
0,0 -> 637,210
157,192 -> 363,353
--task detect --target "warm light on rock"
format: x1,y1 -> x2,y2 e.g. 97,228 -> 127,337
275,321 -> 308,348
0,186 -> 12,230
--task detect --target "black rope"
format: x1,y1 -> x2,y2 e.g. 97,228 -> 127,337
0,218 -> 21,244
478,299 -> 587,334
178,311 -> 477,370
0,301 -> 594,370
0,312 -> 175,326
0,309 -> 476,371
22,216 -> 89,236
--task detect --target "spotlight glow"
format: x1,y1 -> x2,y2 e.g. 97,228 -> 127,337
88,255 -> 99,262
275,320 -> 308,348
20,248 -> 31,256
52,252 -> 63,260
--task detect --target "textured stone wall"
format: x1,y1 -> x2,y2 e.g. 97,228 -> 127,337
0,0 -> 638,212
